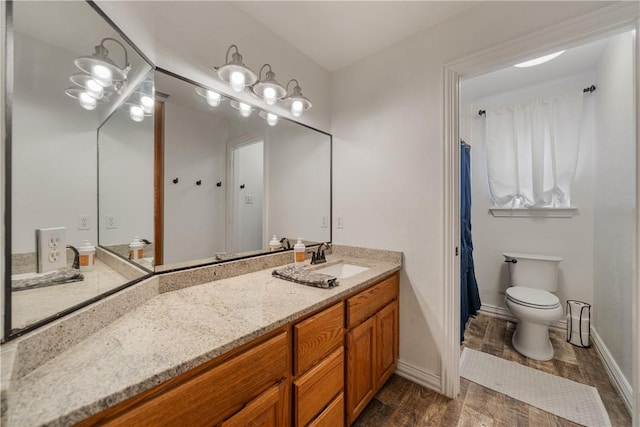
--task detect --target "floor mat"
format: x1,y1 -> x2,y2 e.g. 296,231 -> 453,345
460,348 -> 611,427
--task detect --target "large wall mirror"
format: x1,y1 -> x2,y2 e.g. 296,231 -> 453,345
6,1 -> 153,337
129,70 -> 332,272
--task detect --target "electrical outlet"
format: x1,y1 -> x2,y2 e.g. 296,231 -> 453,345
321,216 -> 328,228
105,215 -> 117,229
245,195 -> 254,204
78,215 -> 90,230
336,216 -> 344,229
37,227 -> 67,273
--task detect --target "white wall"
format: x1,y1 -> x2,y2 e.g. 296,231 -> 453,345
94,1 -> 332,132
266,124 -> 331,243
461,73 -> 596,311
12,33 -> 98,253
593,31 -> 635,385
163,102 -> 228,264
331,1 -> 611,383
98,104 -> 154,247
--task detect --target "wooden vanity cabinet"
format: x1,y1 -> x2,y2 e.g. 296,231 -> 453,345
345,273 -> 399,425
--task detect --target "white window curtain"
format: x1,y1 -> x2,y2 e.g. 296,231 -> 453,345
485,93 -> 584,208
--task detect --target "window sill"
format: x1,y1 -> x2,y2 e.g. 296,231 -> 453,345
489,207 -> 578,218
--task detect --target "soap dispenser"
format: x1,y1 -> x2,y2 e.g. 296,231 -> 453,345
294,238 -> 305,266
269,235 -> 280,252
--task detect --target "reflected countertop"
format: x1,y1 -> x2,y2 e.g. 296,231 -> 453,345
3,249 -> 402,426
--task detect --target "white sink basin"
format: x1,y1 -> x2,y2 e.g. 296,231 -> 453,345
313,263 -> 369,279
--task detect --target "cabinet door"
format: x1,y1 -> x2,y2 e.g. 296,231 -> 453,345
375,300 -> 399,388
220,380 -> 289,427
346,316 -> 375,425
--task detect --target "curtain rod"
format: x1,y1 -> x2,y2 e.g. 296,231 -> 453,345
478,84 -> 597,117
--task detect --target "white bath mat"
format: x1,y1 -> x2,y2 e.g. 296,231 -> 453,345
460,348 -> 611,427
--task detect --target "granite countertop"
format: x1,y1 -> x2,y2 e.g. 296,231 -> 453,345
4,253 -> 401,426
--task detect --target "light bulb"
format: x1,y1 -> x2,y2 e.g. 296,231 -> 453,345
85,79 -> 104,100
206,90 -> 221,107
266,113 -> 278,126
239,102 -> 251,117
230,71 -> 246,92
130,105 -> 144,122
291,100 -> 304,117
92,64 -> 112,87
263,87 -> 277,106
79,92 -> 97,110
140,95 -> 154,114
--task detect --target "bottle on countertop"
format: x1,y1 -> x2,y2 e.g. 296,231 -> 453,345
78,240 -> 95,272
294,238 -> 305,266
129,237 -> 144,260
269,235 -> 280,252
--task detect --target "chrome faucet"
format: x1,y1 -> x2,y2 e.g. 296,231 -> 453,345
311,242 -> 331,265
280,237 -> 291,250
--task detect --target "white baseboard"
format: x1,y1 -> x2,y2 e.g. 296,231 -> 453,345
395,359 -> 441,393
590,328 -> 633,414
479,304 -> 567,331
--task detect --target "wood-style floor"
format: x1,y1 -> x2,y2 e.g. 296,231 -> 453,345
354,314 -> 632,426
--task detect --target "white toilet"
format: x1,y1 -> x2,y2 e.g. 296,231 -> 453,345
504,252 -> 563,361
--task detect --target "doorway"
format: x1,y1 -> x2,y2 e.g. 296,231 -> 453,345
226,137 -> 265,254
442,4 -> 639,422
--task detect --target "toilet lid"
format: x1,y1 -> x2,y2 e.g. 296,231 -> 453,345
506,287 -> 560,309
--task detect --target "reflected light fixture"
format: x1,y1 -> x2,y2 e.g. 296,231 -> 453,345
259,111 -> 278,126
215,45 -> 257,93
230,100 -> 253,117
66,37 -> 131,110
130,104 -> 145,122
284,79 -> 312,118
514,50 -> 565,68
195,87 -> 223,107
252,64 -> 286,106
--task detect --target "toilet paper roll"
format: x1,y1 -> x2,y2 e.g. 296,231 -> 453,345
566,301 -> 590,347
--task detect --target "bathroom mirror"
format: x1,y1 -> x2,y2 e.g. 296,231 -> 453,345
151,70 -> 332,271
6,0 -> 153,336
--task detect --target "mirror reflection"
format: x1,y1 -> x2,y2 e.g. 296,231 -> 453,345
151,70 -> 332,271
9,1 -> 152,333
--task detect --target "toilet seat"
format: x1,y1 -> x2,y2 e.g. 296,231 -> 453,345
506,287 -> 560,309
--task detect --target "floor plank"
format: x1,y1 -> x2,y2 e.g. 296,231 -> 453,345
354,314 -> 632,426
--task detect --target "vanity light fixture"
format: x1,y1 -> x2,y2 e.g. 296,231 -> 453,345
129,105 -> 145,122
514,50 -> 565,68
195,87 -> 223,107
259,111 -> 279,126
65,37 -> 131,110
230,100 -> 253,118
284,79 -> 312,118
252,64 -> 286,106
215,44 -> 257,93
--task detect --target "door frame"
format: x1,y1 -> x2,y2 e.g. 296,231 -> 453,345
225,131 -> 269,254
442,3 -> 639,420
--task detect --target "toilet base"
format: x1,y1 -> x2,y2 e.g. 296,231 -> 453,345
511,320 -> 554,361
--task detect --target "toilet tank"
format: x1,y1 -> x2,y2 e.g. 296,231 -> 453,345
503,252 -> 562,292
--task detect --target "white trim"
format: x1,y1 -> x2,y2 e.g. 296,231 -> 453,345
591,327 -> 634,415
443,4 -> 640,417
489,207 -> 578,218
396,359 -> 442,393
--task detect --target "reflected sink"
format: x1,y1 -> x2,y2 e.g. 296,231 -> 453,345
312,263 -> 370,279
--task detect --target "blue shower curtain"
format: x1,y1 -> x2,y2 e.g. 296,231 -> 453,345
460,141 -> 481,341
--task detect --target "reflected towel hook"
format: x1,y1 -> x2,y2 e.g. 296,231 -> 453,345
172,177 -> 179,184
478,110 -> 486,117
196,180 -> 202,186
216,181 -> 222,187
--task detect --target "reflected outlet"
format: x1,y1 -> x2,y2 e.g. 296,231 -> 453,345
37,227 -> 67,273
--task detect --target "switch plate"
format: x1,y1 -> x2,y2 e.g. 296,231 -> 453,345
336,216 -> 343,229
37,227 -> 66,273
245,195 -> 254,204
105,215 -> 117,229
321,216 -> 328,228
78,215 -> 90,230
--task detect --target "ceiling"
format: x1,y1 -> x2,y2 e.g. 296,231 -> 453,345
233,1 -> 479,72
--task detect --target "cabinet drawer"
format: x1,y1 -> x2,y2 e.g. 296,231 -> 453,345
346,273 -> 398,328
294,302 -> 344,376
107,331 -> 289,427
307,392 -> 344,427
294,347 -> 344,426
220,380 -> 289,427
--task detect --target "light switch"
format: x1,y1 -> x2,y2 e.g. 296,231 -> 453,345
245,195 -> 254,204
